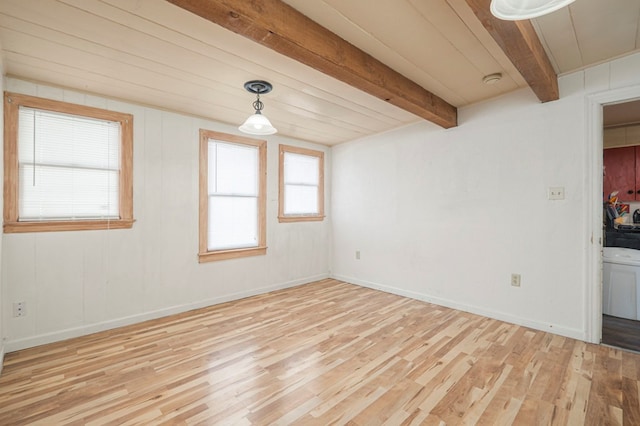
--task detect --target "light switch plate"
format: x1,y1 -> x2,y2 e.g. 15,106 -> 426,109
548,187 -> 565,200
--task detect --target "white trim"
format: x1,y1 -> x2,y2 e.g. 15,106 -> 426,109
0,344 -> 4,376
333,274 -> 586,341
4,274 -> 328,353
586,85 -> 640,343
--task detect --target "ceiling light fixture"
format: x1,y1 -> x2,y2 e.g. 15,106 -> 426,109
239,80 -> 277,135
490,0 -> 575,20
483,73 -> 503,85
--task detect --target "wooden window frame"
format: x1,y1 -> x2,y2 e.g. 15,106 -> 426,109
278,144 -> 325,223
3,92 -> 134,233
199,130 -> 267,262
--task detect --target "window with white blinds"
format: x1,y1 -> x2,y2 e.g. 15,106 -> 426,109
3,92 -> 134,233
207,140 -> 259,250
278,145 -> 324,222
18,107 -> 121,221
199,130 -> 266,262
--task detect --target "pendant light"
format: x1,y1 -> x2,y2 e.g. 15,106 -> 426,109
490,0 -> 575,20
239,80 -> 278,135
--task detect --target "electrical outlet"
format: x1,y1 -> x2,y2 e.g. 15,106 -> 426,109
548,187 -> 565,200
511,274 -> 521,287
13,302 -> 26,317
355,250 -> 361,260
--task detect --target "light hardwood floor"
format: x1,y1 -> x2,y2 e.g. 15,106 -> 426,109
0,279 -> 639,425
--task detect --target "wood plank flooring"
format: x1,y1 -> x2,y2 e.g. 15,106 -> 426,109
1,279 -> 639,425
602,314 -> 640,352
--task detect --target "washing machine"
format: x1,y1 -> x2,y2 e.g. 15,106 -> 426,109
603,247 -> 640,320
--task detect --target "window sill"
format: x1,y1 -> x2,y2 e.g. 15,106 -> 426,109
278,215 -> 325,223
3,219 -> 135,233
198,246 -> 267,263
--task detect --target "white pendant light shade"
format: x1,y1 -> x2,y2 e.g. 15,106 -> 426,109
239,112 -> 277,135
490,0 -> 575,20
239,80 -> 278,136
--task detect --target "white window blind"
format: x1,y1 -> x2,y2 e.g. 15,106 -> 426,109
283,152 -> 319,215
17,107 -> 121,221
207,140 -> 259,250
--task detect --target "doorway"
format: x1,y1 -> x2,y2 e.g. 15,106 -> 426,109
601,99 -> 640,352
586,86 -> 640,346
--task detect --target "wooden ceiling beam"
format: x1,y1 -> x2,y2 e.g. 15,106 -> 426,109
166,0 -> 458,128
465,0 -> 559,102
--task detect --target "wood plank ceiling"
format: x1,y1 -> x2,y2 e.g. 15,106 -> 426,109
166,0 -> 459,129
465,0 -> 558,102
0,0 -> 639,145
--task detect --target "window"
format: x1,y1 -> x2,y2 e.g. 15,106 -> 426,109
278,144 -> 324,222
3,92 -> 134,233
199,130 -> 266,262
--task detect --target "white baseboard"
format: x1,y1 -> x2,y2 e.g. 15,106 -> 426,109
5,273 -> 329,353
332,274 -> 586,341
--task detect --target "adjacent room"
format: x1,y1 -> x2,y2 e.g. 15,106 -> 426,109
1,0 -> 640,424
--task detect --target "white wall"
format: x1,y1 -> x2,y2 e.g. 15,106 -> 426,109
2,78 -> 331,352
332,52 -> 640,341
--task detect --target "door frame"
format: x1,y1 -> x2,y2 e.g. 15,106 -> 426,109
587,85 -> 640,343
